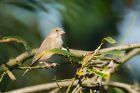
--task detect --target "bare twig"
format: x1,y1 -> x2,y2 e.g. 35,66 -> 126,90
119,48 -> 140,63
17,64 -> 58,70
6,79 -> 140,93
1,43 -> 139,72
99,43 -> 140,53
48,88 -> 60,93
109,48 -> 140,73
6,70 -> 16,80
6,49 -> 37,67
6,79 -> 79,93
104,82 -> 138,93
0,43 -> 140,82
70,43 -> 140,55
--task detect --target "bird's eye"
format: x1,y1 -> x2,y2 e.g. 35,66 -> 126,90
56,29 -> 59,32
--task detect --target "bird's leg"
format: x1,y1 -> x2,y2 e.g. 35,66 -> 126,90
43,62 -> 58,68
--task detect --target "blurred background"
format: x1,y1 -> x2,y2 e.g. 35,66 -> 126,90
0,0 -> 140,92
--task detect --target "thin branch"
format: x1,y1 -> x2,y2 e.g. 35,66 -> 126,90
0,49 -> 37,73
0,43 -> 140,75
119,48 -> 140,63
6,80 -> 79,93
99,43 -> 140,53
104,82 -> 138,93
17,65 -> 58,70
6,49 -> 37,67
4,43 -> 140,67
48,88 -> 60,93
6,79 -> 140,93
70,43 -> 140,55
6,70 -> 16,80
109,48 -> 140,73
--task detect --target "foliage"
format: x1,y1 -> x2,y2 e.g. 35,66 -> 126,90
0,36 -> 133,93
0,0 -> 138,93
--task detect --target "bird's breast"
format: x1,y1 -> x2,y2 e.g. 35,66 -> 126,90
52,36 -> 63,48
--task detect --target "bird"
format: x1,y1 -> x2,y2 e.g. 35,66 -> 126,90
23,27 -> 65,75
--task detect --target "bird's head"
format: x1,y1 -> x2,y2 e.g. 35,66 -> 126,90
48,27 -> 65,38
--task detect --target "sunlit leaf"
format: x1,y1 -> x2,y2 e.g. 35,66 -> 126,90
87,68 -> 110,79
77,70 -> 84,76
102,37 -> 116,44
50,48 -> 76,57
33,48 -> 77,62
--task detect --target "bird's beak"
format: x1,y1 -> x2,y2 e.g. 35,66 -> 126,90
61,30 -> 65,34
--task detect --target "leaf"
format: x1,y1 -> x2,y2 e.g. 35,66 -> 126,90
87,68 -> 110,79
77,70 -> 85,76
0,36 -> 31,51
77,67 -> 87,76
103,50 -> 125,57
102,37 -> 116,44
33,48 -> 77,62
50,48 -> 76,57
81,53 -> 93,66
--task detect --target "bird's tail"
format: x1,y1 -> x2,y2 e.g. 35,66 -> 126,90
22,58 -> 38,76
22,51 -> 44,76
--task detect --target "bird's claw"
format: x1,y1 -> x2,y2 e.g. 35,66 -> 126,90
43,62 -> 57,68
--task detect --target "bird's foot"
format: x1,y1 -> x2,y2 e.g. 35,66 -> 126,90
43,62 -> 58,68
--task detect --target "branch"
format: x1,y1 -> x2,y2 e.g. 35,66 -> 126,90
99,43 -> 140,53
104,82 -> 139,93
6,79 -> 140,93
1,43 -> 140,74
70,43 -> 140,55
6,49 -> 37,67
110,48 -> 140,73
119,48 -> 140,63
48,88 -> 60,93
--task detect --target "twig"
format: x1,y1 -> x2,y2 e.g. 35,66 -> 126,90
0,72 -> 6,82
99,43 -> 140,53
66,77 -> 76,93
17,65 -> 58,70
70,43 -> 140,55
119,48 -> 140,63
109,48 -> 140,73
0,43 -> 139,72
0,43 -> 139,82
6,49 -> 37,67
74,86 -> 82,93
6,79 -> 140,93
48,88 -> 60,93
104,82 -> 138,93
6,70 -> 16,80
6,79 -> 79,93
72,84 -> 80,93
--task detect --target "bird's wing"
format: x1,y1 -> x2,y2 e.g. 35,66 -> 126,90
38,37 -> 54,53
22,51 -> 44,76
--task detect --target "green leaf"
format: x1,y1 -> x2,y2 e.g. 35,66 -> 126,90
34,48 -> 77,62
50,48 -> 76,57
103,50 -> 125,57
102,37 -> 116,44
0,36 -> 31,51
87,68 -> 110,79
